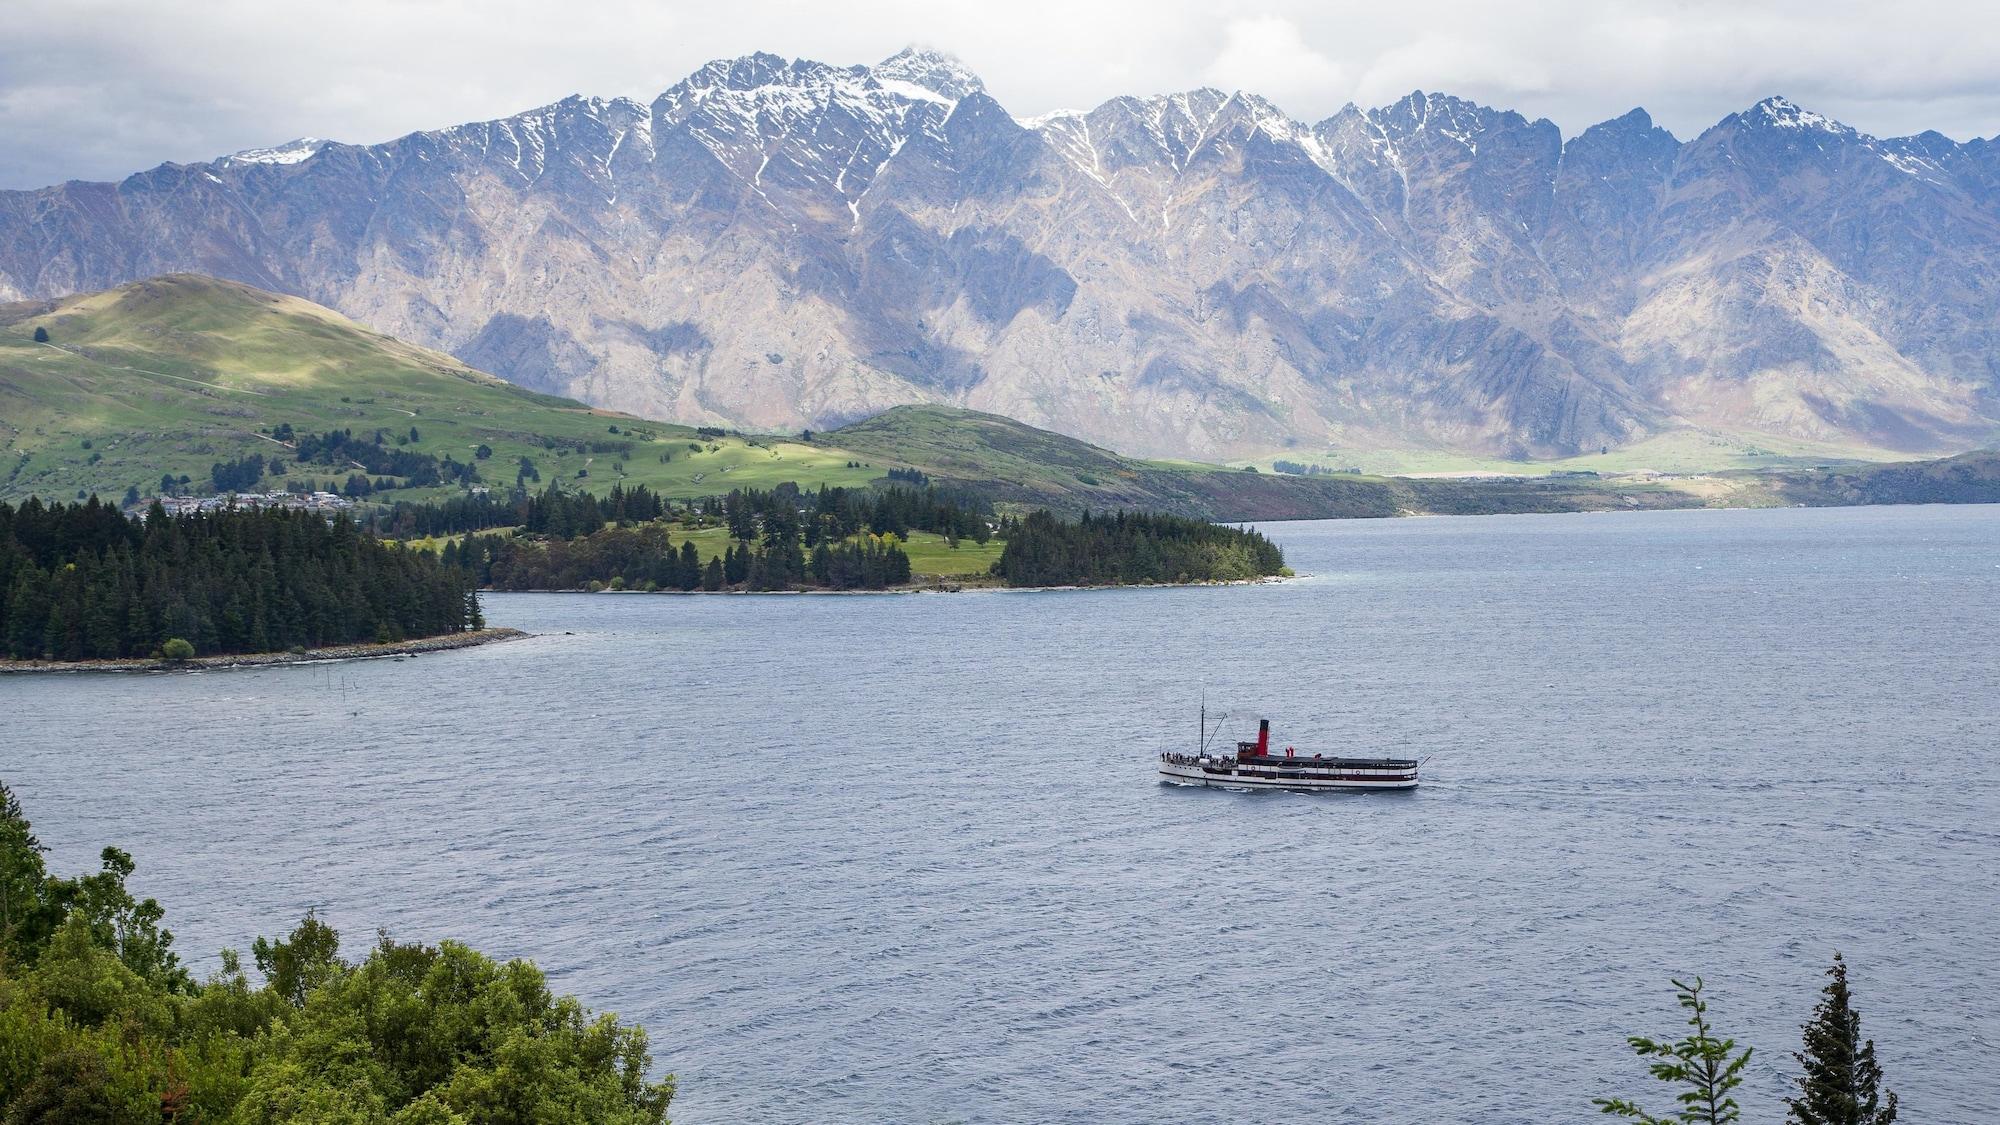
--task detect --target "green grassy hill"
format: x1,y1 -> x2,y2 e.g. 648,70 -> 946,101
826,405 -> 1707,519
0,275 -> 890,503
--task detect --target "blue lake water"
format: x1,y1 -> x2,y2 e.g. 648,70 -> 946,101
5,504 -> 1998,1123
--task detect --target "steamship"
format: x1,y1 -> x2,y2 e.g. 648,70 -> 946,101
1158,718 -> 1420,792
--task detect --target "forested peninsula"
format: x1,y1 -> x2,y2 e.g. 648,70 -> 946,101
0,498 -> 481,663
406,482 -> 1288,593
0,782 -> 673,1123
994,511 -> 1285,587
0,480 -> 1285,665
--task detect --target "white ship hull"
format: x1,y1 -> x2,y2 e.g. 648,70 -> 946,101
1158,757 -> 1418,792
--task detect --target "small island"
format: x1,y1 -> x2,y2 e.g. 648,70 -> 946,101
0,497 -> 485,665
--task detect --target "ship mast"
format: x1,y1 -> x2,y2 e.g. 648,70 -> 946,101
1197,688 -> 1227,756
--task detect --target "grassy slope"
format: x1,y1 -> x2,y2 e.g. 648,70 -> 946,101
1757,449 -> 2000,506
832,406 -> 2000,517
827,405 -> 1710,520
644,525 -> 1000,578
1243,428 -> 1905,478
0,275 -> 893,503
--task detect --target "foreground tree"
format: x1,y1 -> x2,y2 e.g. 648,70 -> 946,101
1788,953 -> 1898,1125
1597,977 -> 1753,1124
0,784 -> 673,1124
0,783 -> 52,966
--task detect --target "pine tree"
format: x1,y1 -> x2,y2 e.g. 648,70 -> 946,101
0,780 -> 52,965
677,540 -> 700,591
1787,954 -> 1897,1125
1597,977 -> 1752,1124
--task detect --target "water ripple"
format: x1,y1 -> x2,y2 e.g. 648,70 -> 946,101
4,504 -> 1998,1122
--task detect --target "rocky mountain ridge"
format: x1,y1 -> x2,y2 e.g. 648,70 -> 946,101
3,48 -> 1998,460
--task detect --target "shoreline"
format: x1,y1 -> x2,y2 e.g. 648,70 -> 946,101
0,627 -> 527,675
486,574 -> 1296,597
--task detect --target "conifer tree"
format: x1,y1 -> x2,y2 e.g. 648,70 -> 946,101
678,540 -> 700,591
1787,954 -> 1897,1125
0,779 -> 52,966
1597,977 -> 1752,1124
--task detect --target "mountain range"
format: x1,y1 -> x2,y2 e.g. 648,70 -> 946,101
3,48 -> 1999,462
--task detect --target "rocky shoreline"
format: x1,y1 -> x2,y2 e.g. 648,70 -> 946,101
0,627 -> 527,675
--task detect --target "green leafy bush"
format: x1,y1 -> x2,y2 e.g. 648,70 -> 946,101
0,783 -> 673,1124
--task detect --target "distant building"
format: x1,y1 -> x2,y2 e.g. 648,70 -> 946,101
140,490 -> 354,519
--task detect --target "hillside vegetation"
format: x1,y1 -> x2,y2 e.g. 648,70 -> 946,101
0,275 -> 887,504
826,406 -> 1707,519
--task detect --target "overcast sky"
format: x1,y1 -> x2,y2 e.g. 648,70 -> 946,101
5,0 -> 1998,189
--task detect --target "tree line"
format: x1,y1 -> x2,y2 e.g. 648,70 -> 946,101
713,483 -> 993,546
372,480 -> 997,545
0,782 -> 672,1123
368,483 -> 673,539
449,523 -> 914,592
292,427 -> 479,490
992,510 -> 1286,586
151,426 -> 485,502
0,497 -> 481,662
434,481 -> 1003,592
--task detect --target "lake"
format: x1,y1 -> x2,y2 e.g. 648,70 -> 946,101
5,504 -> 1997,1123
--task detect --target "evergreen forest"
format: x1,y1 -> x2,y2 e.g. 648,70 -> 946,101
0,499 -> 482,662
991,510 -> 1286,587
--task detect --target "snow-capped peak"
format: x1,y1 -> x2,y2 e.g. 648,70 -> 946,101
1368,90 -> 1508,149
220,137 -> 328,166
871,46 -> 984,101
658,50 -> 976,116
1747,96 -> 1845,133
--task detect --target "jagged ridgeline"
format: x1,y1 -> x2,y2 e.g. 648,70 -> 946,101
0,497 -> 481,661
9,51 -> 2000,462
